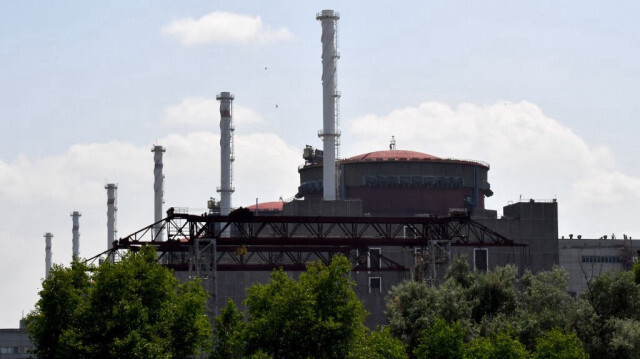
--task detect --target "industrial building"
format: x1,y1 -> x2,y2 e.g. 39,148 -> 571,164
101,8 -> 635,327
5,9 -> 637,349
0,321 -> 32,359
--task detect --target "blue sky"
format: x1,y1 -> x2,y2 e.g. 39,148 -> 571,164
1,1 -> 640,327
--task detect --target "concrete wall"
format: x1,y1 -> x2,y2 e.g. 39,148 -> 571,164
559,238 -> 639,295
476,200 -> 559,273
0,323 -> 33,359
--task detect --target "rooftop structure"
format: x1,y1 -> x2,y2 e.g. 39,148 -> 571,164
297,148 -> 492,216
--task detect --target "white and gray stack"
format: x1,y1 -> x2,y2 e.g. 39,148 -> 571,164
44,232 -> 53,278
105,183 -> 118,250
152,145 -> 165,241
216,92 -> 235,216
71,211 -> 81,258
316,9 -> 341,200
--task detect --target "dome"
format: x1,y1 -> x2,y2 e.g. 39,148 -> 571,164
246,201 -> 284,212
345,150 -> 440,162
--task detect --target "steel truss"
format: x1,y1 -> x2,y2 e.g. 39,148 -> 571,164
89,212 -> 524,274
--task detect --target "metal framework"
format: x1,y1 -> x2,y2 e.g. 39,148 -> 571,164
88,211 -> 524,274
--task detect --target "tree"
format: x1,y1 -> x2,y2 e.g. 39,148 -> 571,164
573,269 -> 640,359
26,246 -> 211,358
490,330 -> 530,359
583,270 -> 640,320
212,299 -> 245,359
517,266 -> 574,348
533,328 -> 587,359
243,254 -> 367,359
25,260 -> 90,358
413,318 -> 466,359
470,265 -> 519,322
385,279 -> 439,352
349,327 -> 408,359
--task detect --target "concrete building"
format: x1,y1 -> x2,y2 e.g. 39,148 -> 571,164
297,149 -> 492,216
559,237 -> 639,295
0,321 -> 33,359
231,148 -> 562,325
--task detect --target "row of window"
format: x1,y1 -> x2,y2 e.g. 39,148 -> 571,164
362,175 -> 464,188
0,346 -> 31,354
581,255 -> 623,263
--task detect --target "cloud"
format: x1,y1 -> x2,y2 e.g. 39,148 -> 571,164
162,11 -> 293,46
345,100 -> 640,237
162,97 -> 264,129
0,130 -> 300,327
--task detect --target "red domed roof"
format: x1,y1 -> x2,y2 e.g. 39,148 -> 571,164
246,201 -> 284,212
345,150 -> 440,162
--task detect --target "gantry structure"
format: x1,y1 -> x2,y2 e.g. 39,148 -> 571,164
90,210 -> 524,275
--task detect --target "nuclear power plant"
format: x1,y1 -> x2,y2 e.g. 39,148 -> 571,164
7,11 -> 637,349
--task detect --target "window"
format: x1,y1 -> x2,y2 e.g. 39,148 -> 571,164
581,255 -> 622,263
368,248 -> 381,270
369,277 -> 381,294
474,248 -> 488,272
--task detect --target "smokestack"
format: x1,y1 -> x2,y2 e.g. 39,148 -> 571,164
71,211 -> 81,258
216,92 -> 235,216
44,232 -> 53,278
152,145 -> 165,240
316,9 -> 341,200
105,183 -> 118,250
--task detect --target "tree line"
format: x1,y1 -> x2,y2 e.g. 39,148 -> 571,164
27,247 -> 640,358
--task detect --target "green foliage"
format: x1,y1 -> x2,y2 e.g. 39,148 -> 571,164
385,279 -> 439,351
533,328 -> 587,359
212,299 -> 245,359
573,270 -> 640,359
491,330 -> 530,359
25,260 -> 90,358
385,261 -> 590,356
605,318 -> 640,359
413,318 -> 466,359
582,270 -> 640,320
349,327 -> 408,359
464,330 -> 530,359
465,336 -> 494,359
446,255 -> 474,288
470,265 -> 519,322
26,246 -> 211,358
516,267 -> 574,347
633,260 -> 640,285
244,254 -> 367,359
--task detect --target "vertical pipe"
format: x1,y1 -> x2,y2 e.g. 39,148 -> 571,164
105,183 -> 118,250
317,9 -> 340,200
44,232 -> 53,278
152,145 -> 165,241
216,92 -> 235,216
71,211 -> 81,258
473,166 -> 478,211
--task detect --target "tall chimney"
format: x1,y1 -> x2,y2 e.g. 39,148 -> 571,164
105,183 -> 118,250
316,9 -> 341,200
71,211 -> 81,258
44,232 -> 53,278
152,145 -> 165,240
216,92 -> 235,216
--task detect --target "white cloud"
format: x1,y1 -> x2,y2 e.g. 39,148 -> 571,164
345,100 -> 640,238
162,11 -> 293,46
163,97 -> 264,128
